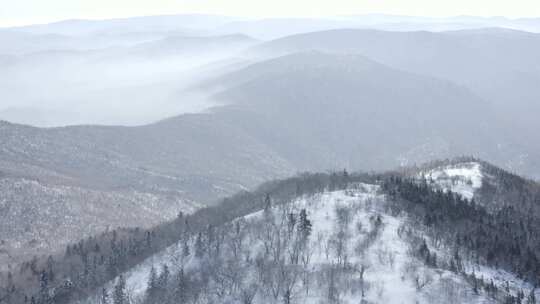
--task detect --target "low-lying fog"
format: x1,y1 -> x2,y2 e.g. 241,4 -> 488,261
2,14 -> 540,127
0,32 -> 257,126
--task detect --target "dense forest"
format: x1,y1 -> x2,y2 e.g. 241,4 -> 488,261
382,177 -> 540,302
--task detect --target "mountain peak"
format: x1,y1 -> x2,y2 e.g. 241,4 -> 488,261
419,161 -> 483,200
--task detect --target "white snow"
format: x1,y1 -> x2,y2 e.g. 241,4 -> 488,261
421,162 -> 483,200
464,260 -> 540,300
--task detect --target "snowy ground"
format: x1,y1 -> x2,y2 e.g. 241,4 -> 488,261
419,162 -> 483,200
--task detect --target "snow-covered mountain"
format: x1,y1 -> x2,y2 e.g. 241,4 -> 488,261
418,161 -> 483,201
77,161 -> 540,304
411,159 -> 540,213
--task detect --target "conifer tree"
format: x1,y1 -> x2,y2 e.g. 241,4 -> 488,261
100,288 -> 109,304
528,289 -> 537,304
146,265 -> 158,301
182,239 -> 190,258
298,209 -> 312,242
157,264 -> 170,290
113,275 -> 127,304
195,233 -> 204,258
263,193 -> 273,224
175,268 -> 189,303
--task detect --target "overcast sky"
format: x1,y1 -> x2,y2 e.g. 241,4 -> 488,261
1,0 -> 540,27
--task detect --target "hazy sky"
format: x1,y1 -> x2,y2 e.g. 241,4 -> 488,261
1,0 -> 540,27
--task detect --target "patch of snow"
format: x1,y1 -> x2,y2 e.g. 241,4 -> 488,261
421,162 -> 483,200
464,260 -> 540,299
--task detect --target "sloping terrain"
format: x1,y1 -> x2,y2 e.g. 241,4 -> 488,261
204,52 -> 529,174
82,160 -> 540,304
100,187 -> 496,304
254,28 -> 540,108
0,116 -> 294,263
0,175 -> 198,271
418,161 -> 483,200
0,119 -> 293,201
411,158 -> 540,213
0,117 -> 292,267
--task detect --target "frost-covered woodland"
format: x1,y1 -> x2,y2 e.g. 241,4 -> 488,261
28,159 -> 533,304
98,186 -> 528,304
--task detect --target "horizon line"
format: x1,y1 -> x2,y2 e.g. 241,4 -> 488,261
2,12 -> 540,29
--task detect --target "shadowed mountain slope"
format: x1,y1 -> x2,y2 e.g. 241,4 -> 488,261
253,29 -> 540,144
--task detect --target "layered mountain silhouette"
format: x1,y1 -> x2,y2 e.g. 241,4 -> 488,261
253,29 -> 540,140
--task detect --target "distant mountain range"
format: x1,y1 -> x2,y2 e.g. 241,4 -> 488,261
4,14 -> 540,39
253,28 -> 540,134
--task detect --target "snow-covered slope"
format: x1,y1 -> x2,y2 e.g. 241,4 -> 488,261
84,182 -> 536,304
419,162 -> 483,200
